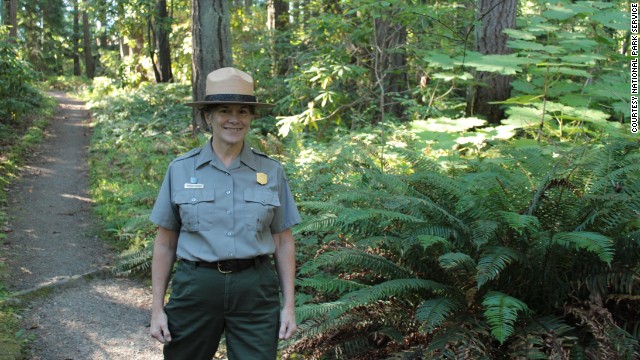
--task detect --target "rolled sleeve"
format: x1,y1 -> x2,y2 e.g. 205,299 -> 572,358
150,164 -> 181,231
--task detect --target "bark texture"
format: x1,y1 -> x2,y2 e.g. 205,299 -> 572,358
191,0 -> 232,132
468,0 -> 516,123
82,9 -> 95,79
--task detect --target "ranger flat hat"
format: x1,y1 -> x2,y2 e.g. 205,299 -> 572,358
185,67 -> 274,109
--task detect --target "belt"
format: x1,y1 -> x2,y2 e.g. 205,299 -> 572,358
185,255 -> 269,274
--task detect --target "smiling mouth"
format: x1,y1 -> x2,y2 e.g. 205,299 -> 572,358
224,127 -> 243,131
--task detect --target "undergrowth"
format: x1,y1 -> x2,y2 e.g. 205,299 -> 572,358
83,81 -> 639,359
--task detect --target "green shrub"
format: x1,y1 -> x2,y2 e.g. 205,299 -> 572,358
0,33 -> 43,122
283,136 -> 640,359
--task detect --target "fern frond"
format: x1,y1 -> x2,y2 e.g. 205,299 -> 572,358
590,163 -> 640,194
471,220 -> 499,248
497,211 -> 540,233
113,246 -> 152,275
416,297 -> 463,333
338,207 -> 425,226
482,291 -> 530,344
507,315 -> 576,359
298,200 -> 348,214
295,301 -> 350,323
476,246 -> 521,288
536,315 -> 575,336
368,169 -> 410,194
580,270 -> 636,299
336,336 -> 373,359
552,231 -> 614,264
296,275 -> 367,295
342,278 -> 447,309
354,235 -> 401,250
294,212 -> 337,233
566,302 -> 640,359
438,252 -> 476,272
416,235 -> 452,252
424,315 -> 491,359
414,225 -> 459,242
408,171 -> 466,201
121,213 -> 153,233
298,248 -> 413,279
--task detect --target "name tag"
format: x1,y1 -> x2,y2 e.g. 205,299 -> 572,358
184,183 -> 204,189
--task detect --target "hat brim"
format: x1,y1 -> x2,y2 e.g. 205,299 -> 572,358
185,101 -> 274,109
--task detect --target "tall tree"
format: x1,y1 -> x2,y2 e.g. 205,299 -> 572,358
190,0 -> 232,131
373,16 -> 408,123
467,0 -> 517,123
21,0 -> 66,72
267,0 -> 289,76
7,0 -> 17,39
83,7 -> 95,79
150,0 -> 173,83
72,0 -> 81,76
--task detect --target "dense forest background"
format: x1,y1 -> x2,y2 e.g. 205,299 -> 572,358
1,0 -> 638,358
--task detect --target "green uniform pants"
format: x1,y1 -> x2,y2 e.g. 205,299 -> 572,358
163,258 -> 280,360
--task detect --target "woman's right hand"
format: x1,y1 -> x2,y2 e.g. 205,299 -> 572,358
150,226 -> 178,345
150,310 -> 172,344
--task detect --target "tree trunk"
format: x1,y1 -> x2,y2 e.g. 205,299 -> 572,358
7,0 -> 17,39
267,0 -> 289,76
82,9 -> 95,79
191,0 -> 232,132
155,0 -> 173,83
72,0 -> 81,76
372,16 -> 408,125
468,0 -> 516,124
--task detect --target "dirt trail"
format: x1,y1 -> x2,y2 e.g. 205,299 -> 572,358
1,91 -> 162,359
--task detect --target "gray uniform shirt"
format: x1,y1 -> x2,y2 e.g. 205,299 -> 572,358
150,138 -> 301,262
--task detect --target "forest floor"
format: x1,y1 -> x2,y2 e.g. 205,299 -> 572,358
1,91 -> 163,359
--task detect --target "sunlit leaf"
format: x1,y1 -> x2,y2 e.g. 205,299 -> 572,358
423,51 -> 456,70
457,53 -> 529,75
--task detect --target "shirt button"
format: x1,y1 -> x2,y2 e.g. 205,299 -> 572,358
226,210 -> 232,215
227,231 -> 233,236
228,252 -> 233,256
191,197 -> 197,203
226,190 -> 231,195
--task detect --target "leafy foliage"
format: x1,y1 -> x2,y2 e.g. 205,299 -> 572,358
0,32 -> 44,123
283,136 -> 640,359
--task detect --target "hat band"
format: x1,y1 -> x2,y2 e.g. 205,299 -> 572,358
204,94 -> 257,103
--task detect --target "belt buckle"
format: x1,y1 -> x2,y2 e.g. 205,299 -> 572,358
217,262 -> 232,274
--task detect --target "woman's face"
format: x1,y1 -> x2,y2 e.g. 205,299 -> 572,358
205,104 -> 254,146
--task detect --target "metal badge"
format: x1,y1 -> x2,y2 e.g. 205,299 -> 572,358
256,172 -> 268,185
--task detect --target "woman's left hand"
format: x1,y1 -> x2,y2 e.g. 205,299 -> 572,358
279,306 -> 297,340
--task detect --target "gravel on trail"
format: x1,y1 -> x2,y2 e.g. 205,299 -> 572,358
1,91 -> 163,359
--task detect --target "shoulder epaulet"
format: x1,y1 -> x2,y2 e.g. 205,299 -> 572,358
173,148 -> 201,163
251,147 -> 283,166
250,147 -> 269,158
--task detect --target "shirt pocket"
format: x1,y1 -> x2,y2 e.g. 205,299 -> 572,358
243,187 -> 281,231
173,190 -> 216,231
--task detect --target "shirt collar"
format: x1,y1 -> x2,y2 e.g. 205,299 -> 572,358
195,137 -> 258,171
239,142 -> 258,171
195,137 -> 216,169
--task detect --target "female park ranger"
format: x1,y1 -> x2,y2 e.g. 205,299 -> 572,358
149,67 -> 300,359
